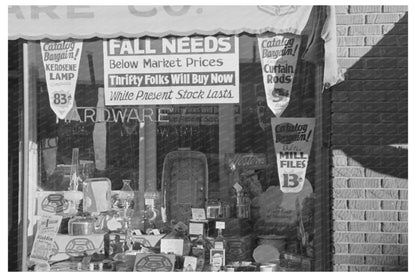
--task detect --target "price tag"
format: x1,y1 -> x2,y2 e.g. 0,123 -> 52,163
215,221 -> 225,229
161,239 -> 184,256
189,222 -> 204,235
145,198 -> 154,206
132,229 -> 142,235
233,182 -> 243,192
191,208 -> 206,220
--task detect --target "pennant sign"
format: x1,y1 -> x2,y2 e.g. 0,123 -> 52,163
258,34 -> 301,117
271,118 -> 315,193
41,40 -> 83,119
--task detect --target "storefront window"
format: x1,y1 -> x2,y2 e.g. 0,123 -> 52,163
22,30 -> 317,270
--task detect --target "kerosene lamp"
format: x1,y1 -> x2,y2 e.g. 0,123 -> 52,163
119,179 -> 135,233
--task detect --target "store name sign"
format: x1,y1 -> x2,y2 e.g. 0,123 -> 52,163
58,107 -> 173,123
9,6 -> 298,20
9,6 -> 193,20
103,36 -> 239,106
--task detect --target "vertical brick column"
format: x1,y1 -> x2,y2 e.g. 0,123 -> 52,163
331,5 -> 408,271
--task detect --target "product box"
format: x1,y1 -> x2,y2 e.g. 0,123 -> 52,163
36,191 -> 72,215
225,235 -> 253,263
134,253 -> 176,272
83,178 -> 112,214
50,234 -> 105,262
109,233 -> 165,248
281,253 -> 312,271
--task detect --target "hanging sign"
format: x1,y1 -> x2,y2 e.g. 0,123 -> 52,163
258,34 -> 301,117
103,36 -> 239,105
225,153 -> 268,170
30,215 -> 62,263
271,118 -> 315,193
41,40 -> 82,119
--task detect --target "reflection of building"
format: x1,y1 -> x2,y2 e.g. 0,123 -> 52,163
8,5 -> 408,272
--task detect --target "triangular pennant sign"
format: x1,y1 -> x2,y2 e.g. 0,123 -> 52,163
41,40 -> 83,119
257,34 -> 301,117
271,117 -> 315,193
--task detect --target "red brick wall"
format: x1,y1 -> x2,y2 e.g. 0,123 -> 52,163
330,5 -> 408,271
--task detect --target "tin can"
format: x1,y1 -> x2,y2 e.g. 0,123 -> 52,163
226,265 -> 235,272
220,202 -> 230,218
260,263 -> 277,272
236,204 -> 250,219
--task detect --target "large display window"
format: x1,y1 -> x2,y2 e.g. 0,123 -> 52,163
9,5 -> 336,272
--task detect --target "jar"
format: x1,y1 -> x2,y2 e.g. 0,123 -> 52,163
206,199 -> 220,219
220,201 -> 230,218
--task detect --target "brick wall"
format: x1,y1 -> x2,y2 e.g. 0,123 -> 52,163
330,5 -> 408,271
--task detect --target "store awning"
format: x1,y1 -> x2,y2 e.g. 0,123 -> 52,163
9,5 -> 314,40
8,5 -> 342,87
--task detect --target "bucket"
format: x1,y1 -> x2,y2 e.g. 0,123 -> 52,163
257,235 -> 287,253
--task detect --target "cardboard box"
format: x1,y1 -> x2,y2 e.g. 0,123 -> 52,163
134,253 -> 175,272
109,233 -> 165,248
50,234 -> 104,262
225,235 -> 253,263
36,191 -> 73,215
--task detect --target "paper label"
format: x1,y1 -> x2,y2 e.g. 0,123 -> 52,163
215,221 -> 225,229
30,215 -> 62,263
258,34 -> 301,117
210,249 -> 225,266
271,117 -> 315,193
214,241 -> 224,249
41,40 -> 83,119
183,256 -> 198,271
160,239 -> 184,256
189,222 -> 204,235
145,198 -> 154,206
191,208 -> 206,220
233,182 -> 243,192
103,36 -> 239,106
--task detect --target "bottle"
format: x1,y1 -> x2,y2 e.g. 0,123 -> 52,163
214,228 -> 225,249
191,235 -> 206,271
119,180 -> 134,208
119,180 -> 134,233
210,254 -> 223,272
143,188 -> 160,233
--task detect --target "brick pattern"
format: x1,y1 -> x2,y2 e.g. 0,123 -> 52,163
331,5 -> 408,272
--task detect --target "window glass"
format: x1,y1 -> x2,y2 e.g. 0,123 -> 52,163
30,33 -> 317,268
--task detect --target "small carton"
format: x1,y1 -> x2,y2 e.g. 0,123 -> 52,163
50,233 -> 104,262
